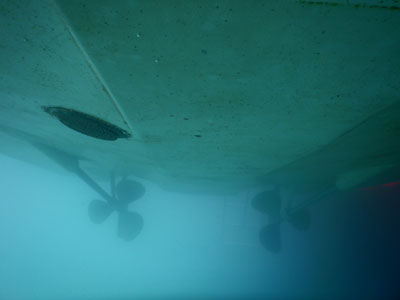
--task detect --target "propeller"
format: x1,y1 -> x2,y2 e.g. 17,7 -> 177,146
88,176 -> 145,241
252,188 -> 313,253
26,141 -> 145,241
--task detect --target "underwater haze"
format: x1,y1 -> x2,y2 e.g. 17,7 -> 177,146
1,0 -> 400,299
1,152 -> 399,299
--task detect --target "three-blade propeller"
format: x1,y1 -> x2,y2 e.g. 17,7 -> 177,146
26,141 -> 145,242
88,177 -> 145,241
251,189 -> 311,253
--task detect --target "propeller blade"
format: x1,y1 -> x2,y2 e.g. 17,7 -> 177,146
259,223 -> 282,253
117,211 -> 144,241
251,189 -> 281,218
88,199 -> 113,224
116,179 -> 145,205
288,208 -> 311,231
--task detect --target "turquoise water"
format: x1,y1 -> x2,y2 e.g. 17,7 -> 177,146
1,153 -> 399,299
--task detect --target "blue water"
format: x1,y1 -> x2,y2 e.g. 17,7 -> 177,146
1,153 -> 399,299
